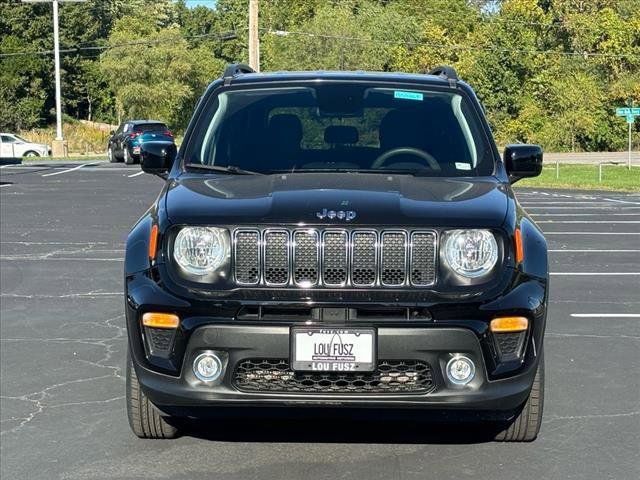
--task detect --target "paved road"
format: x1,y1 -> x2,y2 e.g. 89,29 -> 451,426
1,162 -> 639,480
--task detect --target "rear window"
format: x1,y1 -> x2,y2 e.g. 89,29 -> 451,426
185,84 -> 494,176
135,123 -> 167,132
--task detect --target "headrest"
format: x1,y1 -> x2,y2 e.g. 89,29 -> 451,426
324,125 -> 359,145
268,114 -> 302,142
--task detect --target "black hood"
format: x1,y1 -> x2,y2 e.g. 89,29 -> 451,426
165,173 -> 510,228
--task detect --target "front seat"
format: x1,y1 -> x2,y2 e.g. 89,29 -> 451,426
266,113 -> 303,170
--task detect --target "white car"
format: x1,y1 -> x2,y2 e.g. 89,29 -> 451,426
0,133 -> 51,158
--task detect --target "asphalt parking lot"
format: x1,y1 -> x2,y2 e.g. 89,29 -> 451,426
1,161 -> 639,480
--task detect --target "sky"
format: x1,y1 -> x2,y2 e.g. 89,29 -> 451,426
184,0 -> 216,8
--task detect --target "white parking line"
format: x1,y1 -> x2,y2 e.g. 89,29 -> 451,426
571,314 -> 640,318
532,213 -> 640,216
536,220 -> 640,223
544,232 -> 640,235
0,184 -> 11,188
0,256 -> 123,262
602,198 -> 640,205
0,165 -> 46,170
127,171 -> 144,178
525,206 -> 640,210
548,249 -> 640,252
41,163 -> 95,177
550,272 -> 640,276
520,201 -> 625,205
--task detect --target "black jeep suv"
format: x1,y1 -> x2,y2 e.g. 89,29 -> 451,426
125,64 -> 547,441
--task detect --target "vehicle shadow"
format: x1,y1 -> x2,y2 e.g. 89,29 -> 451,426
180,408 -> 502,444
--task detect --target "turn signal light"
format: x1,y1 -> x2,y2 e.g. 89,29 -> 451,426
142,312 -> 179,329
514,228 -> 524,263
149,224 -> 159,261
490,316 -> 528,333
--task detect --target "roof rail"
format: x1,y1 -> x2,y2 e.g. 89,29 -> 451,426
222,63 -> 255,85
428,65 -> 459,86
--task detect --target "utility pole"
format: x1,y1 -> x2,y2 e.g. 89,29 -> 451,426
52,0 -> 63,144
249,0 -> 260,72
22,0 -> 86,157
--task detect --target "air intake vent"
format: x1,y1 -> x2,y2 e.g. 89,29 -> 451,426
264,230 -> 289,285
234,230 -> 259,284
322,231 -> 348,286
410,232 -> 436,286
293,230 -> 319,285
351,231 -> 377,286
381,231 -> 407,286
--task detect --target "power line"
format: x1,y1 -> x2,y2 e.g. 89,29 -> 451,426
4,25 -> 636,61
0,31 -> 239,58
266,29 -> 640,60
2,13 -> 638,61
263,0 -> 640,31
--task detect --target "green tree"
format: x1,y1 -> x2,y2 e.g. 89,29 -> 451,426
100,16 -> 223,130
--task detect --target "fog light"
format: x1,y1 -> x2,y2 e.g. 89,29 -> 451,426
446,355 -> 475,385
193,353 -> 223,382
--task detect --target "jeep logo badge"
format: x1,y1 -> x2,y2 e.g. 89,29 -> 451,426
316,208 -> 357,221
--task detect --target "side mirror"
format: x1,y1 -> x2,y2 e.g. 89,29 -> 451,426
140,141 -> 176,178
504,144 -> 543,183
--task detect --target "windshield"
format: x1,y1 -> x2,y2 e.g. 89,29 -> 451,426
185,84 -> 494,176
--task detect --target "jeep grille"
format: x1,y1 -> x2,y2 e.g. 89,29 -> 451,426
233,228 -> 436,288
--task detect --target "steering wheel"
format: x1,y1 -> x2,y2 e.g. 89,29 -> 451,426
371,147 -> 441,171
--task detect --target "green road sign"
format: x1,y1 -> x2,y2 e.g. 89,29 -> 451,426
616,107 -> 640,117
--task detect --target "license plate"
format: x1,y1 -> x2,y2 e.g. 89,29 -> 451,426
291,328 -> 375,372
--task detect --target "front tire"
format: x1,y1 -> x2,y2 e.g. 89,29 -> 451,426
126,350 -> 179,439
494,351 -> 544,442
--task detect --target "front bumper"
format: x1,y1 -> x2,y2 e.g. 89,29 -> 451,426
126,269 -> 547,414
130,323 -> 540,413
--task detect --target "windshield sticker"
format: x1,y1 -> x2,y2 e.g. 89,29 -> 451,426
394,90 -> 424,101
455,162 -> 472,170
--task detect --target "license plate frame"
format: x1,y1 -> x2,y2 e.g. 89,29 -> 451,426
290,327 -> 376,372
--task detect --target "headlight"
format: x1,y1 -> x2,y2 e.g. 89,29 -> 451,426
173,227 -> 229,275
442,229 -> 498,278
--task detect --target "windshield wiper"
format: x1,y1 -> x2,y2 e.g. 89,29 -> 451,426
185,164 -> 263,175
276,168 -> 435,176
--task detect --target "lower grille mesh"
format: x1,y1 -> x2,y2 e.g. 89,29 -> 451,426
495,332 -> 525,359
233,359 -> 434,394
146,327 -> 174,352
